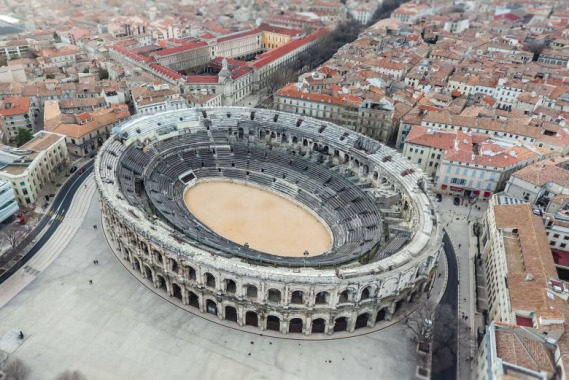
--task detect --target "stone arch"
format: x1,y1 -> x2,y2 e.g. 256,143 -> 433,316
355,313 -> 370,329
156,274 -> 167,292
290,290 -> 304,304
311,318 -> 326,334
133,257 -> 141,273
205,273 -> 216,288
334,316 -> 348,332
246,284 -> 258,299
373,171 -> 379,181
186,265 -> 196,280
171,282 -> 183,301
289,318 -> 303,333
226,279 -> 237,294
153,250 -> 163,264
206,299 -> 218,316
169,258 -> 178,274
225,305 -> 238,322
338,289 -> 351,303
188,291 -> 199,308
376,307 -> 388,322
266,315 -> 280,331
245,311 -> 258,327
315,291 -> 330,305
360,286 -> 371,301
268,288 -> 281,303
143,265 -> 153,283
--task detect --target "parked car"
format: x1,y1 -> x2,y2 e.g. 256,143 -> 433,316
70,166 -> 77,173
453,196 -> 460,206
79,167 -> 85,174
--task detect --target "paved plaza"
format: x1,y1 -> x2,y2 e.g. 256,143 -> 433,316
0,179 -> 423,380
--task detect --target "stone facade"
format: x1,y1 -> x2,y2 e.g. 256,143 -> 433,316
96,107 -> 443,336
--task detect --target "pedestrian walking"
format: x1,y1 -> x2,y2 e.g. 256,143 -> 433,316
458,244 -> 462,248
93,260 -> 96,265
19,331 -> 24,339
89,280 -> 93,285
93,225 -> 97,229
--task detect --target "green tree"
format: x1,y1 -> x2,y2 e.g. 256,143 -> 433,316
16,128 -> 34,147
99,69 -> 109,80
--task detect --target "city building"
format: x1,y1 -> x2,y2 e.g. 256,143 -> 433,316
0,131 -> 68,205
0,179 -> 19,223
480,197 -> 565,327
403,125 -> 553,197
43,100 -> 130,156
476,321 -> 565,380
131,84 -> 187,115
0,96 -> 34,143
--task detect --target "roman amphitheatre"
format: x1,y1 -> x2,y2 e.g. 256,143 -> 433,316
95,107 -> 442,336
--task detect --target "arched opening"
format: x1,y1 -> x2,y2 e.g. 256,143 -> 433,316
186,265 -> 196,280
361,287 -> 371,301
206,299 -> 218,315
267,315 -> 280,331
334,317 -> 348,332
289,318 -> 303,333
311,318 -> 326,334
144,265 -> 153,283
376,308 -> 388,322
338,290 -> 350,303
156,275 -> 167,292
245,311 -> 258,327
153,250 -> 163,264
225,306 -> 238,322
226,279 -> 236,294
246,285 -> 257,299
133,258 -> 141,273
268,289 -> 281,303
170,258 -> 178,274
315,291 -> 329,305
373,172 -> 379,180
205,273 -> 216,288
395,299 -> 405,313
355,313 -> 369,329
292,136 -> 298,144
172,283 -> 182,301
291,290 -> 303,304
188,292 -> 199,308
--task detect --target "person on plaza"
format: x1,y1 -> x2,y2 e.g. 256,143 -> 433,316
19,331 -> 24,339
89,280 -> 93,285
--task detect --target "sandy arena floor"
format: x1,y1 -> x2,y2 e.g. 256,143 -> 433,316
184,181 -> 332,257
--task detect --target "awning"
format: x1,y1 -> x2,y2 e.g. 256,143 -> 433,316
450,186 -> 463,191
473,190 -> 480,195
515,315 -> 533,327
441,184 -> 448,190
484,191 -> 491,197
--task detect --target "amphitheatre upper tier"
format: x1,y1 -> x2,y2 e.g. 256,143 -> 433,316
95,107 -> 441,272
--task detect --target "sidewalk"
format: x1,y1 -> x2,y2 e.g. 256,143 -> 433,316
438,194 -> 487,380
0,175 -> 96,309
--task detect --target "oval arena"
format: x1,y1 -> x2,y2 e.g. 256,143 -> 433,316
95,107 -> 443,336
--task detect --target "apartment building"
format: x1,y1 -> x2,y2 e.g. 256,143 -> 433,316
480,197 -> 565,327
0,96 -> 34,143
476,321 -> 565,380
0,179 -> 19,223
0,131 -> 68,205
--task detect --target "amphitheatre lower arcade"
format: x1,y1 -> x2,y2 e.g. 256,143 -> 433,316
95,107 -> 443,336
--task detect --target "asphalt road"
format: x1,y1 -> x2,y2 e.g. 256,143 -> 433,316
0,161 -> 94,283
431,231 -> 459,380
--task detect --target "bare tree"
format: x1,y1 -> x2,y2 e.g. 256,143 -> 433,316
54,370 -> 87,380
3,357 -> 31,380
2,225 -> 25,251
402,299 -> 436,346
265,67 -> 297,95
